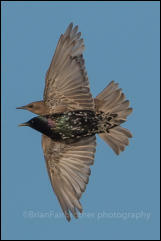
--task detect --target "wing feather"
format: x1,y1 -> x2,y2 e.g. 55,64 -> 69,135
42,135 -> 96,221
43,23 -> 94,113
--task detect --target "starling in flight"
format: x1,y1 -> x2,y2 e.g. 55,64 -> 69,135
17,23 -> 133,222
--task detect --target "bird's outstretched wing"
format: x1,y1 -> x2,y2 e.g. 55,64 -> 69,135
42,135 -> 96,221
43,23 -> 94,113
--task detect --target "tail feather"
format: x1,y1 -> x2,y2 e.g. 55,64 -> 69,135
110,128 -> 129,146
114,126 -> 132,138
116,108 -> 133,119
111,100 -> 130,113
102,89 -> 122,110
103,89 -> 122,110
97,80 -> 119,100
95,81 -> 132,155
99,133 -> 121,155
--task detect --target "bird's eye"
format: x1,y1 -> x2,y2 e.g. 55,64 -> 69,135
28,104 -> 33,108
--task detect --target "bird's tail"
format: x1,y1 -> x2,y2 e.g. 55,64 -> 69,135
94,81 -> 133,155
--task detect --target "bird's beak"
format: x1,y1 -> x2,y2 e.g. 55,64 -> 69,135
16,105 -> 28,110
18,122 -> 29,127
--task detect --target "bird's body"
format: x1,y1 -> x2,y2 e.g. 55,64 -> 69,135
17,23 -> 133,222
25,110 -> 120,143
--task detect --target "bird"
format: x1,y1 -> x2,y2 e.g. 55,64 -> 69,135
17,22 -> 133,222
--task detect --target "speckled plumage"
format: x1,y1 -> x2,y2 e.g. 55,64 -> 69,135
17,23 -> 133,222
25,110 -> 120,143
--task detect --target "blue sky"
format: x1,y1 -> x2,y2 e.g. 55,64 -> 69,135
2,1 -> 160,240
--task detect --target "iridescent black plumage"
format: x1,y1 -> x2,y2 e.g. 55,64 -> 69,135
26,110 -> 119,143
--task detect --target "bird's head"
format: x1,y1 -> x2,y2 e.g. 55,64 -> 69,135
16,101 -> 48,115
18,117 -> 38,128
18,116 -> 58,140
18,116 -> 49,133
